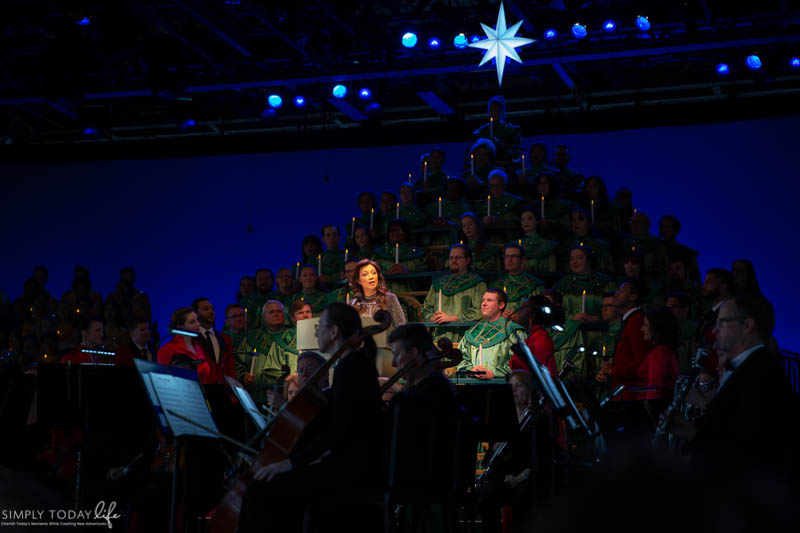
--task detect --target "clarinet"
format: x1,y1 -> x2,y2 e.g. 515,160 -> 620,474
651,348 -> 709,448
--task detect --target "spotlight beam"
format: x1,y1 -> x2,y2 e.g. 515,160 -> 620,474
552,61 -> 576,90
416,91 -> 455,115
327,98 -> 367,121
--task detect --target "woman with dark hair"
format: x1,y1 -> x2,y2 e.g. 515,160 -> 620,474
518,206 -> 557,273
634,307 -> 680,400
300,235 -> 323,266
374,218 -> 426,298
351,225 -> 375,261
620,251 -> 664,310
348,259 -> 406,326
237,276 -> 256,302
157,306 -> 219,384
732,259 -> 761,295
534,173 -> 572,240
579,175 -> 621,238
291,265 -> 328,313
459,212 -> 501,272
238,303 -> 383,533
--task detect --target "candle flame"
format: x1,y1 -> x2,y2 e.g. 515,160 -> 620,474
518,239 -> 522,245
44,354 -> 48,359
352,217 -> 355,222
396,202 -> 399,207
459,240 -> 463,245
591,199 -> 594,205
396,243 -> 399,248
541,195 -> 544,200
76,308 -> 81,314
371,208 -> 374,213
424,161 -> 427,167
634,208 -> 637,213
470,154 -> 474,159
583,289 -> 586,295
488,195 -> 491,200
438,196 -> 442,201
580,242 -> 583,246
503,286 -> 507,293
345,248 -> 348,253
408,172 -> 411,178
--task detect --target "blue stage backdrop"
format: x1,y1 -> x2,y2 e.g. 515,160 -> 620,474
1,115 -> 796,350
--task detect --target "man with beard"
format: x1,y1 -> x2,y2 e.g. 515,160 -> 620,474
193,297 -> 237,383
662,256 -> 704,320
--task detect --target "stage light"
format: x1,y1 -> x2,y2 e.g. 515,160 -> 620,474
332,84 -> 347,98
358,88 -> 371,100
470,35 -> 481,43
544,29 -> 557,40
83,127 -> 99,136
267,94 -> 282,108
790,57 -> 800,68
636,16 -> 651,31
294,95 -> 306,107
454,33 -> 468,49
553,324 -> 564,332
603,20 -> 616,32
428,37 -> 440,48
180,119 -> 196,130
571,23 -> 587,39
746,54 -> 762,70
716,63 -> 729,75
77,17 -> 90,26
365,102 -> 382,115
402,32 -> 418,48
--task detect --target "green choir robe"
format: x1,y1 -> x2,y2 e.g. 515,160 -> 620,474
458,317 -> 528,379
423,198 -> 472,225
538,196 -> 573,241
413,170 -> 450,204
474,120 -> 522,163
615,234 -> 660,277
291,290 -> 329,314
490,272 -> 544,313
519,233 -> 558,274
223,328 -> 248,354
345,211 -> 384,241
240,293 -> 267,331
421,272 -> 487,343
556,165 -> 582,191
653,239 -> 701,282
557,235 -> 616,274
374,242 -> 427,295
325,286 -> 352,306
320,249 -> 346,284
353,247 -> 375,262
397,204 -> 427,229
237,326 -> 298,404
465,240 -> 502,273
596,321 -> 622,361
472,192 -> 524,225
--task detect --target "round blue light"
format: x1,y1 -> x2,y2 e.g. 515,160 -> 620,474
571,23 -> 587,39
470,35 -> 481,43
83,127 -> 99,136
603,20 -> 616,32
791,57 -> 800,68
77,17 -> 90,26
332,84 -> 347,98
454,33 -> 468,49
180,119 -> 196,130
544,29 -> 557,40
267,94 -> 282,108
358,88 -> 371,100
716,63 -> 729,75
428,37 -> 440,49
294,96 -> 306,107
402,32 -> 418,48
746,54 -> 762,70
636,16 -> 651,32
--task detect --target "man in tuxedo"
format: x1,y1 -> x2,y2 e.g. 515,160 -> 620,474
610,278 -> 651,390
192,297 -> 237,383
114,318 -> 153,365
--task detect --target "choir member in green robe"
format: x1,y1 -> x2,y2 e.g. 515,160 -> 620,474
290,265 -> 329,314
424,177 -> 472,225
517,206 -> 558,274
662,257 -> 705,321
517,143 -> 557,189
240,269 -> 275,330
326,259 -> 358,305
459,212 -> 502,273
653,215 -> 700,282
374,219 -> 426,295
421,244 -> 488,343
351,225 -> 376,261
374,190 -> 399,241
665,293 -> 699,375
553,145 -> 582,192
398,182 -> 428,229
473,169 -> 524,242
319,225 -> 346,285
413,148 -> 450,205
345,191 -> 383,243
268,267 -> 297,312
490,244 -> 544,317
593,292 -> 622,386
620,252 -> 664,310
237,300 -> 298,404
534,173 -> 572,241
615,212 -> 660,277
472,95 -> 523,166
578,176 -> 621,240
551,246 -> 617,375
462,139 -> 499,202
223,303 -> 248,353
557,209 -> 615,274
458,288 -> 527,380
239,275 -> 265,331
237,275 -> 256,303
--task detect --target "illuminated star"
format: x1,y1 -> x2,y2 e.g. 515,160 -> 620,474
469,2 -> 535,87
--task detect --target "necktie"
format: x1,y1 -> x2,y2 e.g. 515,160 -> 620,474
141,348 -> 149,361
206,331 -> 216,360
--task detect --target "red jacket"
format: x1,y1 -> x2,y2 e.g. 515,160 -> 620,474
157,334 -> 236,385
611,309 -> 651,388
511,325 -> 557,377
634,345 -> 679,400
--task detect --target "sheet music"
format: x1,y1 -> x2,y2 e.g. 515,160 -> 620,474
225,376 -> 268,432
149,373 -> 219,438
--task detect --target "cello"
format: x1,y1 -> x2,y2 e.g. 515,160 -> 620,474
209,309 -> 392,533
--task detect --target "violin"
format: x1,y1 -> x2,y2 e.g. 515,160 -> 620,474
379,337 -> 462,396
209,310 -> 392,533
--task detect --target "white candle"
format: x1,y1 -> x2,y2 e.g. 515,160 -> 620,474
424,161 -> 428,180
351,216 -> 355,236
344,248 -> 348,262
591,199 -> 595,224
479,344 -> 484,367
370,208 -> 374,229
396,202 -> 400,219
470,153 -> 475,175
487,195 -> 492,217
438,289 -> 442,312
521,154 -> 526,175
602,345 -> 607,359
540,195 -> 545,219
317,254 -> 322,274
249,353 -> 256,375
490,116 -> 494,138
295,262 -> 300,278
438,197 -> 442,218
395,242 -> 399,264
581,289 -> 586,314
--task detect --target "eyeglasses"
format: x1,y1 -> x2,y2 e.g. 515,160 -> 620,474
715,316 -> 747,327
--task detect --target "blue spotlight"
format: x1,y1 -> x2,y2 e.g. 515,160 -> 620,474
294,95 -> 306,107
571,23 -> 587,39
791,57 -> 800,68
470,35 -> 481,43
454,33 -> 468,49
716,63 -> 729,75
77,17 -> 90,26
603,20 -> 616,32
83,127 -> 99,136
402,32 -> 418,48
636,16 -> 651,31
746,54 -> 762,70
544,29 -> 557,40
358,88 -> 371,100
267,94 -> 282,108
332,84 -> 347,98
180,119 -> 196,130
428,37 -> 440,49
